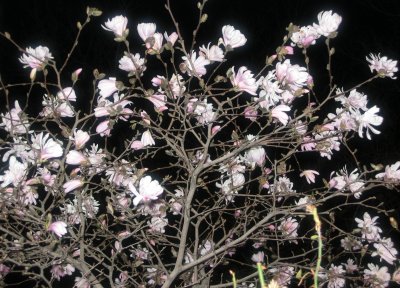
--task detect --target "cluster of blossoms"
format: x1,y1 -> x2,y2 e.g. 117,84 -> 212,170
1,5 -> 400,288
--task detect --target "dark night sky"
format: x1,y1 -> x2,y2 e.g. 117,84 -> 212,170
1,1 -> 400,286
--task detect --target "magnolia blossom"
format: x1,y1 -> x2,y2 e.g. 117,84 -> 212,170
343,258 -> 358,274
199,43 -> 224,62
0,156 -> 28,187
96,120 -> 112,137
129,175 -> 163,206
291,25 -> 320,48
66,150 -> 88,165
216,173 -> 245,202
148,216 -> 168,234
98,77 -> 118,101
327,264 -> 345,288
31,132 -> 63,161
57,87 -> 77,102
300,170 -> 319,184
251,251 -> 264,263
141,130 -> 155,147
75,275 -> 91,288
51,263 -> 75,281
279,217 -> 299,240
137,23 -> 156,42
366,54 -> 398,79
314,10 -> 342,37
147,93 -> 168,112
376,162 -> 400,181
63,179 -> 84,194
102,15 -> 128,37
182,52 -> 210,76
356,105 -> 383,140
72,129 -> 90,150
230,66 -> 258,95
19,45 -> 53,70
276,59 -> 309,92
355,212 -> 382,242
0,100 -> 29,134
48,221 -> 67,238
244,146 -> 265,168
119,53 -> 146,74
372,237 -> 398,265
271,104 -> 291,125
363,263 -> 390,288
164,31 -> 178,45
220,25 -> 247,49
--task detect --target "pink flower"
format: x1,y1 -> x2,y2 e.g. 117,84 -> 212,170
291,25 -> 320,48
48,221 -> 67,238
96,120 -> 112,137
98,77 -> 118,101
244,106 -> 258,121
119,53 -> 146,74
313,10 -> 342,37
72,129 -> 90,150
182,52 -> 210,77
244,146 -> 266,168
31,132 -> 63,161
141,130 -> 155,147
102,15 -> 128,37
211,125 -> 221,135
251,251 -> 264,263
372,238 -> 398,265
51,263 -> 75,280
164,31 -> 178,45
147,93 -> 168,112
220,25 -> 247,49
57,87 -> 76,102
271,104 -> 291,125
131,140 -> 144,150
19,46 -> 53,70
63,179 -> 83,194
300,170 -> 319,184
376,161 -> 400,181
230,66 -> 258,95
355,212 -> 382,242
0,100 -> 29,134
199,43 -> 224,62
129,175 -> 163,206
356,105 -> 383,140
66,150 -> 88,165
366,53 -> 398,79
137,23 -> 157,42
363,263 -> 390,288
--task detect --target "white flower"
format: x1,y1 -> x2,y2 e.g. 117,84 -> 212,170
372,237 -> 398,265
19,46 -> 53,70
366,53 -> 398,79
276,59 -> 309,92
72,129 -> 90,150
271,104 -> 291,125
363,263 -> 390,288
182,52 -> 210,77
0,100 -> 30,134
355,212 -> 382,242
220,25 -> 247,49
244,146 -> 265,168
230,66 -> 258,95
57,87 -> 77,102
356,105 -> 383,140
66,150 -> 88,165
376,161 -> 400,181
141,130 -> 155,147
327,264 -> 345,288
63,179 -> 84,194
137,23 -> 157,42
129,175 -> 163,206
119,53 -> 146,74
291,25 -> 320,48
251,251 -> 264,263
0,156 -> 28,187
313,10 -> 342,37
300,170 -> 319,184
98,77 -> 118,101
48,221 -> 67,238
102,15 -> 128,37
199,43 -> 224,62
31,132 -> 63,161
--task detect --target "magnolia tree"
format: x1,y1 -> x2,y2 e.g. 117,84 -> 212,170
0,1 -> 400,287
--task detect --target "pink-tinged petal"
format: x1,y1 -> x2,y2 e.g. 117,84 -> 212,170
48,221 -> 67,238
131,140 -> 144,150
66,150 -> 88,165
212,125 -> 221,135
63,179 -> 83,194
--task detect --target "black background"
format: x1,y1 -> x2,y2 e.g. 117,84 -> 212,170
1,0 -> 400,286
